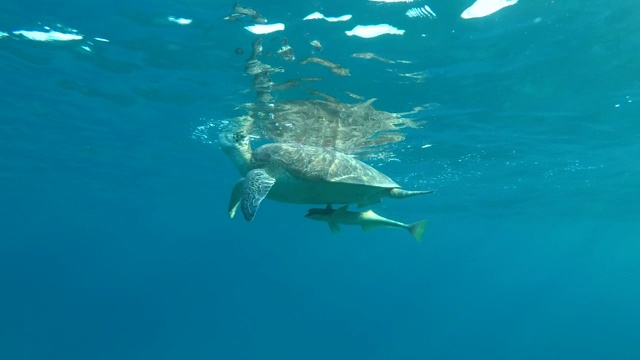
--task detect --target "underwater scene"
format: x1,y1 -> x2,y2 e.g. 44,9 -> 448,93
1,0 -> 639,359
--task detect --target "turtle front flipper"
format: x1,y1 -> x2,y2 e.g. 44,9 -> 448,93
241,169 -> 276,221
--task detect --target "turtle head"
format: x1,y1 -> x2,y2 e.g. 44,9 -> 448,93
219,131 -> 252,175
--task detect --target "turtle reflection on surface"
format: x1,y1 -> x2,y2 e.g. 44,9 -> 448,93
233,37 -> 427,161
238,97 -> 423,159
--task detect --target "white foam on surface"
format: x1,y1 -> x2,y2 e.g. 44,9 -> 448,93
369,0 -> 414,3
303,12 -> 324,20
324,15 -> 352,22
168,16 -> 192,25
406,5 -> 437,19
244,23 -> 285,34
13,30 -> 83,41
345,24 -> 405,38
461,0 -> 518,19
304,12 -> 352,22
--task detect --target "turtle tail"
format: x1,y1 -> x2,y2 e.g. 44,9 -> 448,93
388,188 -> 435,199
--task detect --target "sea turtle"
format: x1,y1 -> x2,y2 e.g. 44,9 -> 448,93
220,132 -> 435,221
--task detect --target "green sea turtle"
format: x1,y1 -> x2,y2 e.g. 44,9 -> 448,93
220,132 -> 435,221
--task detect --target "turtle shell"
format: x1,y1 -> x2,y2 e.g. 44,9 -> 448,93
251,143 -> 399,188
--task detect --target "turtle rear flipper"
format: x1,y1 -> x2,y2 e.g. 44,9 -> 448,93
241,169 -> 276,221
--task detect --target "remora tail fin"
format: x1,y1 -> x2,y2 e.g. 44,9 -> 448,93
408,220 -> 428,242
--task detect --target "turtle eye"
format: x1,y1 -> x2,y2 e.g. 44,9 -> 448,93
233,132 -> 247,143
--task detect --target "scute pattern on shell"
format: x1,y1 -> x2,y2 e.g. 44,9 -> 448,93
252,143 -> 399,188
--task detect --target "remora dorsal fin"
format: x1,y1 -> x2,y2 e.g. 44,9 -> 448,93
336,205 -> 349,213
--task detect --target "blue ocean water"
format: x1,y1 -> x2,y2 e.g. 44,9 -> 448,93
1,0 -> 639,359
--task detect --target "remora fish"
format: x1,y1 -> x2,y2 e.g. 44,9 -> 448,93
226,3 -> 268,23
305,205 -> 427,241
299,57 -> 350,76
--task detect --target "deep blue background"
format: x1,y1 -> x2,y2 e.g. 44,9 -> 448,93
1,0 -> 639,359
